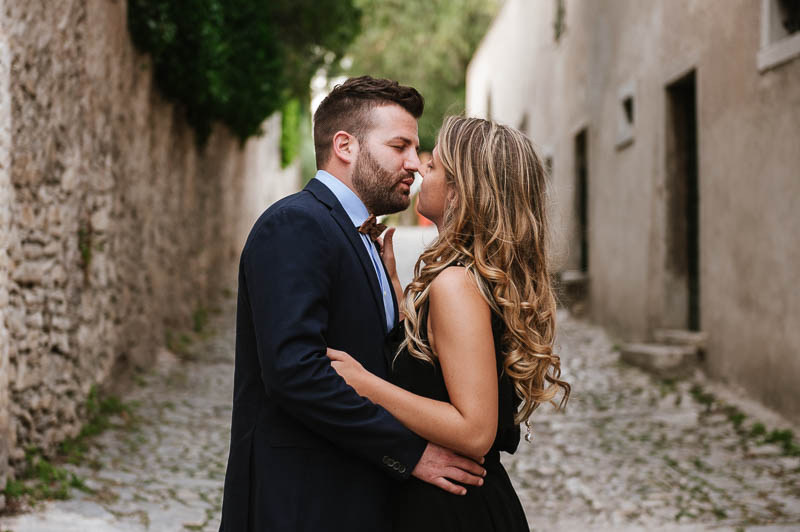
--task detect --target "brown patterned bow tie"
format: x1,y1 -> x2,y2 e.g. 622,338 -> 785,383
357,214 -> 387,242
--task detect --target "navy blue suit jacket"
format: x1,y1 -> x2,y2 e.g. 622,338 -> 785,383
219,178 -> 427,531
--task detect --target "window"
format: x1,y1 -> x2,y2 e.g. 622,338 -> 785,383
616,81 -> 636,150
758,0 -> 800,72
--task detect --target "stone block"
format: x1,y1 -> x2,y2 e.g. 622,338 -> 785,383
51,315 -> 71,331
46,204 -> 73,231
620,342 -> 698,379
50,331 -> 70,355
46,295 -> 67,314
61,165 -> 80,191
652,329 -> 708,351
90,252 -> 108,286
49,263 -> 67,286
91,205 -> 111,232
21,241 -> 45,260
17,203 -> 38,227
12,358 -> 36,390
11,258 -> 53,284
5,307 -> 25,336
25,310 -> 44,329
0,249 -> 10,271
22,288 -> 44,306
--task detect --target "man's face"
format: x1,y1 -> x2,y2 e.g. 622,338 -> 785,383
351,104 -> 421,215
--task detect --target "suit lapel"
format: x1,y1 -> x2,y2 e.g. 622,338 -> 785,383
306,179 -> 389,334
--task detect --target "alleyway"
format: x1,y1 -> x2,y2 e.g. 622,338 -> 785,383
2,227 -> 799,532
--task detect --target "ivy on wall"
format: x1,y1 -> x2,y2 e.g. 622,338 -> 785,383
127,0 -> 361,147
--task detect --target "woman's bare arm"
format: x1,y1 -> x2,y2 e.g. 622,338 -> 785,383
328,267 -> 498,459
377,228 -> 405,315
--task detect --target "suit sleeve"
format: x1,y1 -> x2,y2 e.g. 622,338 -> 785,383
243,205 -> 426,479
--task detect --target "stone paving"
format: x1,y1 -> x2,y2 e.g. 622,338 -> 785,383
0,307 -> 235,532
3,226 -> 800,531
507,311 -> 800,531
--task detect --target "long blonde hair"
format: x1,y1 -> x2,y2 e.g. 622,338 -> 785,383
400,116 -> 570,424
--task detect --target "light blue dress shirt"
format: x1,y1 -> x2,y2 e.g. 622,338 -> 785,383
314,170 -> 395,331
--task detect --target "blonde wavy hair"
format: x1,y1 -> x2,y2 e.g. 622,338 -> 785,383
399,116 -> 570,424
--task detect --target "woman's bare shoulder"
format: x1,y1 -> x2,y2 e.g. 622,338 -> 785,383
429,266 -> 489,316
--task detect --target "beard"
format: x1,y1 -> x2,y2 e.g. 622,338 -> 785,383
351,146 -> 412,215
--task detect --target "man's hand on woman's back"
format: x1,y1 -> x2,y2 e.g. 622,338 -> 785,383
411,442 -> 486,495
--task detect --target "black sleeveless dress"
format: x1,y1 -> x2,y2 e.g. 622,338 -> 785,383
387,305 -> 530,531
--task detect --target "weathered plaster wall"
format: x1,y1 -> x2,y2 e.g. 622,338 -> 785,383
467,0 -> 800,422
0,0 -> 298,500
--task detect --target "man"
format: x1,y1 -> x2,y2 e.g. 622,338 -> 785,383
219,77 -> 485,532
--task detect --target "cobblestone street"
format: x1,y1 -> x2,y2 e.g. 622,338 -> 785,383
3,227 -> 800,531
507,313 -> 800,531
1,309 -> 236,532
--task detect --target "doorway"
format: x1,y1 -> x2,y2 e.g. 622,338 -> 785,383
665,71 -> 700,331
575,129 -> 589,273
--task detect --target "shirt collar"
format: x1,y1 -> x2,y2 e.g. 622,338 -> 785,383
313,170 -> 371,226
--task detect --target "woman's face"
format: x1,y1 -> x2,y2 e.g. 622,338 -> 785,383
417,145 -> 452,228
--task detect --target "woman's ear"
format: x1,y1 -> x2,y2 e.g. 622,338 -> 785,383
332,131 -> 358,164
446,185 -> 458,206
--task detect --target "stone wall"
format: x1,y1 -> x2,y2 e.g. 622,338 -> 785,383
1,2 -> 13,508
0,0 -> 299,502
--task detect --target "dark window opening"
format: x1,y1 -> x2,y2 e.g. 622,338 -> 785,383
623,96 -> 634,124
778,0 -> 800,34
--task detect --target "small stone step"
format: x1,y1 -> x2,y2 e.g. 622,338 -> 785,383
652,329 -> 708,351
556,270 -> 590,314
560,270 -> 590,284
620,342 -> 699,379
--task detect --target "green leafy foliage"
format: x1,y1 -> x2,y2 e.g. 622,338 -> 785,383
2,388 -> 137,506
59,387 -> 138,464
2,448 -> 93,502
688,385 -> 800,457
280,98 -> 302,168
336,0 -> 500,150
127,0 -> 361,145
192,305 -> 209,333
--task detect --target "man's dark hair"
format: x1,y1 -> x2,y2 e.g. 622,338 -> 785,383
313,76 -> 424,167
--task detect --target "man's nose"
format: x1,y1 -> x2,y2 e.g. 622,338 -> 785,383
405,151 -> 420,173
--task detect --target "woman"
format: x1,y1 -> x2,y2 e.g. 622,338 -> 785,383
327,116 -> 570,531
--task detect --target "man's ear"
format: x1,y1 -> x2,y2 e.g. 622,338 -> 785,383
332,130 -> 358,165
